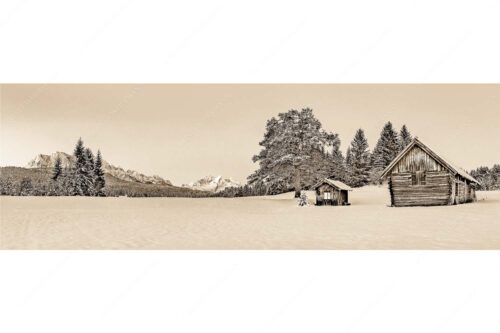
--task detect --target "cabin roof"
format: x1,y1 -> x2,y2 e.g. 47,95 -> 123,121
379,138 -> 479,184
312,178 -> 353,191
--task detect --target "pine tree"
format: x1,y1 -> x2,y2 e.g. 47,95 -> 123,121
73,138 -> 86,195
348,129 -> 371,187
398,124 -> 413,151
84,148 -> 96,196
249,108 -> 334,196
52,156 -> 62,181
72,138 -> 93,196
94,150 -> 106,196
326,133 -> 346,182
370,122 -> 399,183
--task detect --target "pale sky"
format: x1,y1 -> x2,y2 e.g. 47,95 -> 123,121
1,84 -> 499,185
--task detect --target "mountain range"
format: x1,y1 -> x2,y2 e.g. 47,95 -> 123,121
182,175 -> 241,193
26,152 -> 172,186
25,152 -> 242,193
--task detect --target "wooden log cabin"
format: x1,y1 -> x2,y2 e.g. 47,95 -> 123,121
379,138 -> 480,207
313,178 -> 353,206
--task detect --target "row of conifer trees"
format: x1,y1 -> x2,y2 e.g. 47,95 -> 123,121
345,122 -> 412,188
470,165 -> 500,191
224,108 -> 415,196
51,138 -> 106,196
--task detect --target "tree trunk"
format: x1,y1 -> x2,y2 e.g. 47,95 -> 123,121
294,167 -> 301,198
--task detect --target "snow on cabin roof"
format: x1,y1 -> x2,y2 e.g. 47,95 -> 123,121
312,178 -> 353,191
380,138 -> 480,184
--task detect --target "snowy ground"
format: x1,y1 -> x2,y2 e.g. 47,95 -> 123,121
1,186 -> 500,249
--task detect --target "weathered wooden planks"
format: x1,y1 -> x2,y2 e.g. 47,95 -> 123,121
393,146 -> 444,173
389,170 -> 452,207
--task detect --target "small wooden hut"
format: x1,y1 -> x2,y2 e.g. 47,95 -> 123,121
379,138 -> 480,207
313,178 -> 353,206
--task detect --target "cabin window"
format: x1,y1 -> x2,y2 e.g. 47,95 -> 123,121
412,171 -> 426,185
323,192 -> 331,200
418,171 -> 426,185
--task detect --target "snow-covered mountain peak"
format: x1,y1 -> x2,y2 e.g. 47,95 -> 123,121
182,175 -> 241,193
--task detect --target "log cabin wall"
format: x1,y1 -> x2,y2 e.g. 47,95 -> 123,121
462,181 -> 468,203
464,181 -> 475,203
389,171 -> 452,206
469,185 -> 476,202
455,178 -> 476,204
458,181 -> 466,204
450,176 -> 457,204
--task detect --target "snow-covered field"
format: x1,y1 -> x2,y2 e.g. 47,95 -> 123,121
1,186 -> 500,249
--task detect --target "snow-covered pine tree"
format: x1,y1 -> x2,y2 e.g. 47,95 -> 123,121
72,138 -> 85,195
370,122 -> 399,183
52,156 -> 62,181
94,150 -> 106,196
72,138 -> 93,196
326,132 -> 346,182
281,109 -> 321,196
248,108 -> 333,196
398,124 -> 413,152
297,191 -> 308,206
348,129 -> 371,187
84,148 -> 96,196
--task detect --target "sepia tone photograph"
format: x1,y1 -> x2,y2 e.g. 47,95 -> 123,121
1,84 -> 499,249
3,2 -> 500,332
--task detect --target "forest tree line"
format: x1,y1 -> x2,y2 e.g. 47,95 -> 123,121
0,138 -> 106,196
470,165 -> 500,190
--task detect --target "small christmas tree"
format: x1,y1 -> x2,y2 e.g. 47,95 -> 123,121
298,191 -> 308,206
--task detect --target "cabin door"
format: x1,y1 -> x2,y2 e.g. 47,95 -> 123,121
341,191 -> 347,205
332,190 -> 339,206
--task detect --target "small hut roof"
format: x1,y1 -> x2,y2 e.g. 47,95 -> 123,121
379,137 -> 479,184
312,178 -> 353,191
